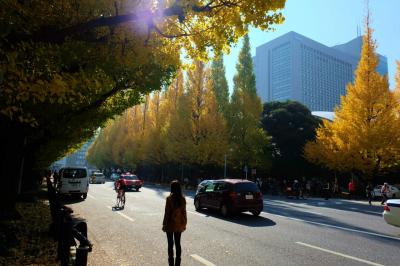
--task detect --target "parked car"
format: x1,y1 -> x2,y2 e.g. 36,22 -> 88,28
58,167 -> 89,199
372,185 -> 399,199
194,179 -> 263,217
383,199 -> 400,227
110,173 -> 120,181
115,173 -> 143,191
90,172 -> 106,184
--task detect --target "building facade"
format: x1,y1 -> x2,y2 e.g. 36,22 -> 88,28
51,138 -> 95,171
254,32 -> 388,111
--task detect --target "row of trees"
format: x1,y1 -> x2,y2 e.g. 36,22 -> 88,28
0,0 -> 287,213
87,35 -> 270,179
305,18 -> 400,184
89,19 -> 400,187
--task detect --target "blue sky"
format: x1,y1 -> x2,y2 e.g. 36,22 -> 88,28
224,0 -> 400,92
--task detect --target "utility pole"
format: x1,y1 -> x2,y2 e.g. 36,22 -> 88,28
224,153 -> 227,178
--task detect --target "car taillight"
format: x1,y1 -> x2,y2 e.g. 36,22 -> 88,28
384,204 -> 390,212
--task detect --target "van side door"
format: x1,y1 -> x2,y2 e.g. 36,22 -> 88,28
203,182 -> 215,208
210,182 -> 227,209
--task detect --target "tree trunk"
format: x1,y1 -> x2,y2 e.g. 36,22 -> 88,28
0,119 -> 26,219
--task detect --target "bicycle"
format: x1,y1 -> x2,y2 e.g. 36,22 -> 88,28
115,189 -> 125,209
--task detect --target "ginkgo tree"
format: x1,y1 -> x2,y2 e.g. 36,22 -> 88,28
304,18 -> 400,181
227,34 -> 269,175
166,60 -> 229,170
1,0 -> 286,210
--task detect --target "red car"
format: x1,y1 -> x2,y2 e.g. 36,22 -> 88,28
116,173 -> 143,191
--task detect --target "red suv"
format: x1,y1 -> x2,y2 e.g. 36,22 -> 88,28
116,173 -> 144,191
194,179 -> 263,217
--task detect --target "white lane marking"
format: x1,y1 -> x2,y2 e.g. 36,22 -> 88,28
106,205 -> 135,222
296,242 -> 383,266
264,212 -> 400,241
365,211 -> 382,215
188,211 -> 207,217
87,194 -> 96,199
190,254 -> 216,266
303,211 -> 324,215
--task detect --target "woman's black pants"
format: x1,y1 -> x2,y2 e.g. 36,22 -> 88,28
167,232 -> 182,265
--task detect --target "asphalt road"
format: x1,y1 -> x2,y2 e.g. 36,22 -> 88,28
64,181 -> 400,266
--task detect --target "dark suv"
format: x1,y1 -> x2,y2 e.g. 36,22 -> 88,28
194,179 -> 263,217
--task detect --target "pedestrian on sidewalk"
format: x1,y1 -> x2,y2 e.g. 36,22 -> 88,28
323,181 -> 331,200
348,179 -> 356,199
380,182 -> 390,205
162,180 -> 187,266
366,182 -> 373,205
292,180 -> 300,199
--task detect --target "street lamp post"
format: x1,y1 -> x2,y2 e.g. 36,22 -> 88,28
224,153 -> 227,178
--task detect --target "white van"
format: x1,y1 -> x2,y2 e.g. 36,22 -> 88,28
58,167 -> 89,199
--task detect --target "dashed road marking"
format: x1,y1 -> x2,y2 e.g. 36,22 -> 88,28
106,205 -> 135,222
264,212 -> 400,241
296,242 -> 383,266
190,254 -> 216,266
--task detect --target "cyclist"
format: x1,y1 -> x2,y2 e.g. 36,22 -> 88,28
114,177 -> 126,208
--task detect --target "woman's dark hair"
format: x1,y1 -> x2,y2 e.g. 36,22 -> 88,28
170,180 -> 185,207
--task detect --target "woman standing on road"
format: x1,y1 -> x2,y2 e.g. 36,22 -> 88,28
162,180 -> 187,266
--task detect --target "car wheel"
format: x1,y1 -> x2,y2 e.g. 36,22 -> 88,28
136,188 -> 140,192
220,204 -> 229,217
194,199 -> 202,211
251,210 -> 261,216
82,193 -> 87,199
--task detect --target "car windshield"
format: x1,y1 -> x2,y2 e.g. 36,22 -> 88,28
62,169 -> 87,179
123,175 -> 139,180
234,182 -> 259,192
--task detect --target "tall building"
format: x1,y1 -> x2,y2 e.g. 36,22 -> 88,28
254,32 -> 388,111
65,140 -> 93,167
51,138 -> 95,171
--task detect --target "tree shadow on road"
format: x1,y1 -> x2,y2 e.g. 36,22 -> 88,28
196,209 -> 276,227
59,195 -> 85,205
266,196 -> 384,217
263,202 -> 400,245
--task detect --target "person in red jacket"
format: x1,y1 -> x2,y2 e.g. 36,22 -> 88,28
162,180 -> 187,266
348,180 -> 356,199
